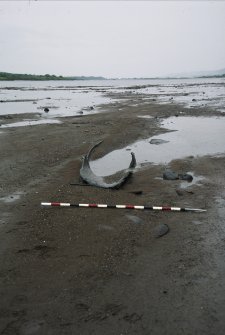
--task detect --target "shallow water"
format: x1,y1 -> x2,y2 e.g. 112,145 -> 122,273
179,173 -> 205,189
138,81 -> 225,111
0,85 -> 112,118
0,78 -> 224,124
0,191 -> 24,203
1,119 -> 61,128
90,116 -> 225,176
154,172 -> 205,189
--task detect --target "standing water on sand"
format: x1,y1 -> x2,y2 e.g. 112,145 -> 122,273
0,78 -> 225,126
90,116 -> 225,176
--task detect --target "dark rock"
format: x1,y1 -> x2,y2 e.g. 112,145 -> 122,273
129,190 -> 143,195
150,139 -> 169,145
164,170 -> 193,182
82,106 -> 94,112
163,170 -> 179,180
153,224 -> 169,238
178,173 -> 193,182
192,99 -> 197,102
44,107 -> 49,112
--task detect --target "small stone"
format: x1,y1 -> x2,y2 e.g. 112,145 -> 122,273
44,107 -> 49,112
163,170 -> 179,180
129,190 -> 143,195
150,139 -> 169,145
178,173 -> 193,182
153,223 -> 169,238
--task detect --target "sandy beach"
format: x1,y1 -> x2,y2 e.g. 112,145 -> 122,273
1,89 -> 225,334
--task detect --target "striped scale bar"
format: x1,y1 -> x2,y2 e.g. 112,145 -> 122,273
41,202 -> 206,213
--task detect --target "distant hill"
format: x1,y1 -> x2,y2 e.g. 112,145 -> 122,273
66,76 -> 105,80
0,72 -> 106,81
167,68 -> 225,79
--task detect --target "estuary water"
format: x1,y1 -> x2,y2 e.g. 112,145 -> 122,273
0,77 -> 225,126
1,77 -> 225,171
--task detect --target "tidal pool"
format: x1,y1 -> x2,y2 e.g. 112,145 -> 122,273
90,116 -> 225,176
0,119 -> 62,128
0,191 -> 24,204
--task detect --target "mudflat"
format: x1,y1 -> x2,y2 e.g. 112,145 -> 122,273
1,93 -> 225,334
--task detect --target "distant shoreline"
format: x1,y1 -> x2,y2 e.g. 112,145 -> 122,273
0,72 -> 105,81
0,71 -> 224,81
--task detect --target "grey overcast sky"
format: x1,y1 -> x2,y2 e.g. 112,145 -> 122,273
0,1 -> 225,78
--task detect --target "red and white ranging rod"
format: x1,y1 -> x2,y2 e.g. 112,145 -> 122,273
41,202 -> 206,213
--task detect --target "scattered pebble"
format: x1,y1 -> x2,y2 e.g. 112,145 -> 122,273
153,223 -> 169,238
129,190 -> 143,195
163,170 -> 179,180
163,170 -> 193,182
150,139 -> 169,145
178,173 -> 193,182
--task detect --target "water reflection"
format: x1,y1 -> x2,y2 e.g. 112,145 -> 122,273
91,116 -> 225,176
1,119 -> 61,128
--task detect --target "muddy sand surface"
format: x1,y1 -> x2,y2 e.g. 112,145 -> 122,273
1,95 -> 225,334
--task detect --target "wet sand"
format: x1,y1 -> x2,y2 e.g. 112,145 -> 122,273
1,93 -> 225,334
